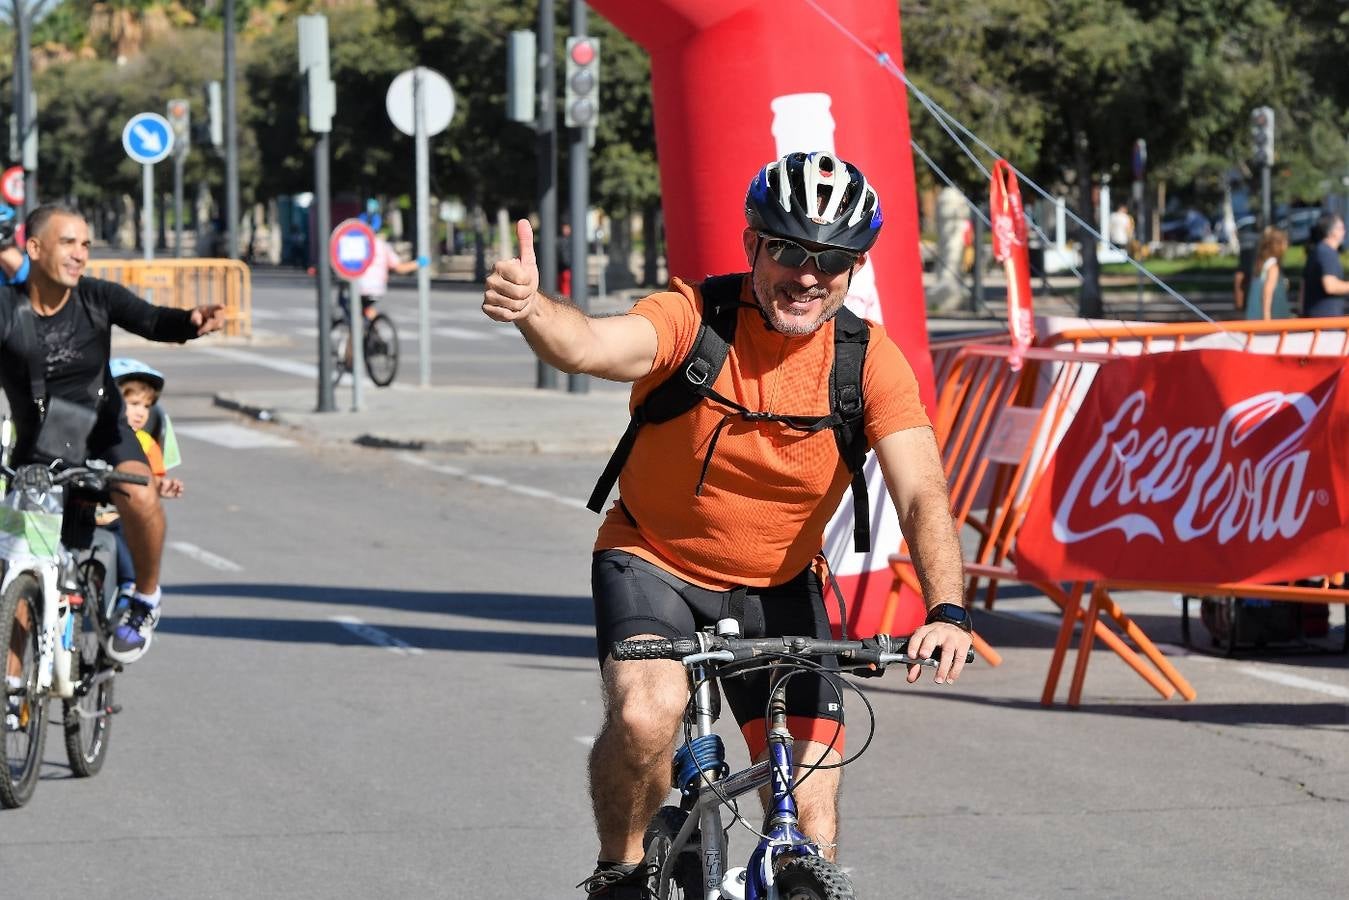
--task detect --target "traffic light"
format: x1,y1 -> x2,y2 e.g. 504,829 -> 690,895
564,36 -> 600,129
166,98 -> 190,157
1250,106 -> 1275,167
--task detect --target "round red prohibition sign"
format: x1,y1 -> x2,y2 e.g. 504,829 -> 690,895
329,218 -> 378,280
1,166 -> 25,206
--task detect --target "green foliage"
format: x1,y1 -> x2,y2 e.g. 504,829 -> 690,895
903,0 -> 1348,209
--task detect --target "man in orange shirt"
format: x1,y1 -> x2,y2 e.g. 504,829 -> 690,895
484,152 -> 970,898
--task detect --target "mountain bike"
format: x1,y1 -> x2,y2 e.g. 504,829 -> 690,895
612,628 -> 973,899
331,282 -> 399,387
1,460 -> 144,808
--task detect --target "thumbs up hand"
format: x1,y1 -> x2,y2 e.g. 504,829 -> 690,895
483,219 -> 540,323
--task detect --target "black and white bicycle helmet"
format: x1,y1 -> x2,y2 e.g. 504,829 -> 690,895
745,152 -> 883,252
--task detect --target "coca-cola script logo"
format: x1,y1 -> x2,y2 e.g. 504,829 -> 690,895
1052,383 -> 1336,547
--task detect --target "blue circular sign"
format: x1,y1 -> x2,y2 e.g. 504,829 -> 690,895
122,112 -> 174,165
329,219 -> 378,280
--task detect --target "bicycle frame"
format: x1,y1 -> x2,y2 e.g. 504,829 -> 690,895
659,653 -> 825,900
2,465 -> 121,706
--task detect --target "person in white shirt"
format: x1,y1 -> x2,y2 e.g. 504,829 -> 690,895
352,234 -> 422,321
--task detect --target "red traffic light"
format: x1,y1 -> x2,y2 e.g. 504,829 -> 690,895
570,39 -> 596,66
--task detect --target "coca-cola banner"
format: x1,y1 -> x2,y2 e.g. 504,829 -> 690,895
1017,351 -> 1349,584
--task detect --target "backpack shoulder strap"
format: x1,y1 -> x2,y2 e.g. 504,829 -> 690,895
586,274 -> 746,514
638,274 -> 741,424
830,306 -> 871,552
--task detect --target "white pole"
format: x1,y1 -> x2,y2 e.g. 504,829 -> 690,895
142,163 -> 154,262
350,279 -> 364,411
415,67 -> 432,388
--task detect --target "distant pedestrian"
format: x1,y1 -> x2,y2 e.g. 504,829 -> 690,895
1108,203 -> 1133,251
1243,227 -> 1290,320
1300,213 -> 1349,317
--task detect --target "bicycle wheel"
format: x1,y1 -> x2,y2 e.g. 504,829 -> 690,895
1,573 -> 48,808
363,313 -> 399,386
643,806 -> 703,899
773,855 -> 856,900
329,319 -> 350,386
64,562 -> 113,777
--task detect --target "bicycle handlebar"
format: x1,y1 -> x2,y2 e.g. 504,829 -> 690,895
611,634 -> 975,672
3,462 -> 151,493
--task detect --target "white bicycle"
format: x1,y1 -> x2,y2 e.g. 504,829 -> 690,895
1,456 -> 144,808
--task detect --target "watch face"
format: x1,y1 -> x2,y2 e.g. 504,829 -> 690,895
930,603 -> 971,629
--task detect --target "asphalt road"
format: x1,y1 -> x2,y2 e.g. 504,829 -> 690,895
0,268 -> 1346,898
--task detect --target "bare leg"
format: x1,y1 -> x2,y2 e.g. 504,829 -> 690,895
6,600 -> 31,679
109,461 -> 163,595
589,640 -> 688,864
756,740 -> 843,861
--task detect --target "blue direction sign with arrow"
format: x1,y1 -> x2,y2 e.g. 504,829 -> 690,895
122,112 -> 174,165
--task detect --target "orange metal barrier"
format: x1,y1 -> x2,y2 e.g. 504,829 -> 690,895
1041,315 -> 1349,356
84,259 -> 252,338
883,343 -> 1196,706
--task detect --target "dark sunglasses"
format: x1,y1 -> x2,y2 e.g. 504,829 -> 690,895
759,233 -> 860,276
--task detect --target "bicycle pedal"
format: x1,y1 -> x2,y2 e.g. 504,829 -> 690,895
106,704 -> 123,715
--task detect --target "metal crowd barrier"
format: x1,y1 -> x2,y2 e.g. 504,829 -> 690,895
85,258 -> 252,338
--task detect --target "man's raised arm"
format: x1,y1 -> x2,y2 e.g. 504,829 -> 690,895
483,219 -> 657,383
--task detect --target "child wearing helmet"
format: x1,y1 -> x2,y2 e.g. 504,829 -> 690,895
109,358 -> 182,498
101,359 -> 183,659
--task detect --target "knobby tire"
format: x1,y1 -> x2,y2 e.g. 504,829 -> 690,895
63,561 -> 113,777
1,574 -> 48,808
773,855 -> 857,900
644,805 -> 703,899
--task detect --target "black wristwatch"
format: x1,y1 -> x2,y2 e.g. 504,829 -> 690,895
925,602 -> 973,633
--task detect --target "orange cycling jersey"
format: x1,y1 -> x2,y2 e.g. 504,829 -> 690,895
595,276 -> 931,589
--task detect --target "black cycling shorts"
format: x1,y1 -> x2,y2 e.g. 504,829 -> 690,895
592,549 -> 846,757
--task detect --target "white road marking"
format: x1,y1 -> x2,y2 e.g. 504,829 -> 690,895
330,615 -> 423,656
396,452 -> 588,510
174,422 -> 299,449
575,736 -> 594,747
432,326 -> 497,341
251,307 -> 315,321
1236,665 -> 1349,699
168,541 -> 243,572
199,346 -> 318,379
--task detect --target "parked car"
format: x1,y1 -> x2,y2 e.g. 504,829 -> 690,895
1160,208 -> 1213,243
1214,213 -> 1257,246
1275,207 -> 1322,246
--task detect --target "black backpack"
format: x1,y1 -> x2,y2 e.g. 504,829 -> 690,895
587,273 -> 874,552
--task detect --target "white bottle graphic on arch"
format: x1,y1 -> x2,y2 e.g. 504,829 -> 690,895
769,93 -> 897,622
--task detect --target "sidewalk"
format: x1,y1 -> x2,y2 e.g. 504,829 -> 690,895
214,382 -> 633,456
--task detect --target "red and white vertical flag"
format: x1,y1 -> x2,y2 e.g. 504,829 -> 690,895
990,160 -> 1035,369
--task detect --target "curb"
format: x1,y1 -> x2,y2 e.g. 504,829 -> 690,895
213,394 -> 277,422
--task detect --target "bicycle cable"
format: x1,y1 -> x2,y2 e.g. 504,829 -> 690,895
680,653 -> 881,848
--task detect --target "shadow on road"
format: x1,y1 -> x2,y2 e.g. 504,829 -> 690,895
172,581 -> 593,626
158,614 -> 596,658
866,686 -> 1349,728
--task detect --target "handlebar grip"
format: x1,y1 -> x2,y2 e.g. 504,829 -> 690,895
611,638 -> 699,661
106,471 -> 150,486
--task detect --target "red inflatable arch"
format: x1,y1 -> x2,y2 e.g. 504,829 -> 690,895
590,0 -> 932,635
